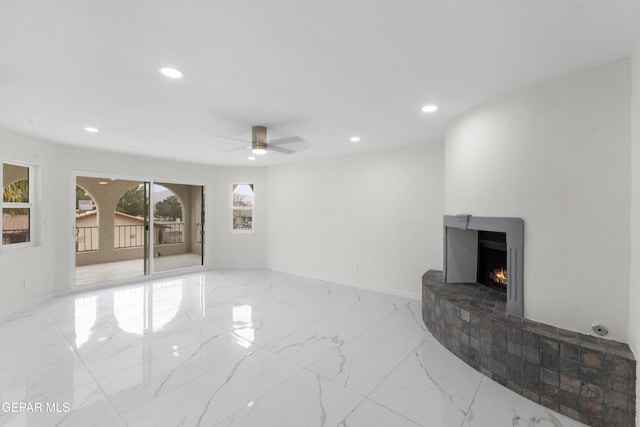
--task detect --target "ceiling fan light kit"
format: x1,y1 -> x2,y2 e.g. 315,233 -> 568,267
252,125 -> 268,154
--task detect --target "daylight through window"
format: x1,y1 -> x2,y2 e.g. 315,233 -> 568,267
2,162 -> 33,246
232,184 -> 254,232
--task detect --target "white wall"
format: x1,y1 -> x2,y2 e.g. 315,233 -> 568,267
208,167 -> 267,269
445,59 -> 631,341
0,129 -> 59,309
266,142 -> 444,298
0,130 -> 267,311
628,38 -> 640,426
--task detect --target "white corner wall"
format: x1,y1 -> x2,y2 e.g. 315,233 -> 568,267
628,38 -> 640,426
444,59 -> 631,341
266,142 -> 444,298
0,129 -> 59,310
0,130 -> 267,312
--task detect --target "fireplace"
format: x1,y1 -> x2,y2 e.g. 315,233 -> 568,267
477,231 -> 507,289
443,215 -> 524,316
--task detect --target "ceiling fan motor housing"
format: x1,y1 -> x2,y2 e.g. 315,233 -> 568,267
252,125 -> 268,153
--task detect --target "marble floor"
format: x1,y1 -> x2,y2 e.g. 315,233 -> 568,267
75,253 -> 203,286
0,270 -> 587,427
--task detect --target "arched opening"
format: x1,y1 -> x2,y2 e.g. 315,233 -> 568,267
153,182 -> 202,272
75,177 -> 147,286
114,184 -> 146,249
153,184 -> 184,246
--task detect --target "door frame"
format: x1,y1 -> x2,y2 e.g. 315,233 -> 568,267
70,170 -> 208,290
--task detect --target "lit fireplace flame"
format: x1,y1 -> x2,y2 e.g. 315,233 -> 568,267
490,267 -> 507,286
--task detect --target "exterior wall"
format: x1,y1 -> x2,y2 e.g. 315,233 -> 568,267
266,142 -> 444,298
444,59 -> 631,341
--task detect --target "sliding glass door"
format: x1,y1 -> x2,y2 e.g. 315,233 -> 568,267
152,182 -> 204,273
74,175 -> 204,287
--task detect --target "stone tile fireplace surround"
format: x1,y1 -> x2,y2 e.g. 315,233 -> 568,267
423,215 -> 636,426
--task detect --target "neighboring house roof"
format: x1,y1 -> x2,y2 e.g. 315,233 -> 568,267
75,210 -> 171,227
76,210 -> 144,221
2,214 -> 28,231
76,210 -> 98,219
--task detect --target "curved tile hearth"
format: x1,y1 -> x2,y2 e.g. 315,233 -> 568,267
422,270 -> 636,427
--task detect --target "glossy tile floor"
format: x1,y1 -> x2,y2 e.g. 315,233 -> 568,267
0,270 -> 587,427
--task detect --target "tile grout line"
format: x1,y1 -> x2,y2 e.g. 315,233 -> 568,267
358,337 -> 431,427
459,376 -> 484,427
47,309 -> 131,427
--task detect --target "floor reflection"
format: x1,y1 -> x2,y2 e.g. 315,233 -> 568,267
232,304 -> 254,348
74,296 -> 96,348
72,279 -> 188,350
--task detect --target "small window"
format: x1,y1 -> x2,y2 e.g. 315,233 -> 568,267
232,184 -> 254,233
2,163 -> 33,247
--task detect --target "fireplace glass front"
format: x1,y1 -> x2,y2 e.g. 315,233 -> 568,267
477,231 -> 507,290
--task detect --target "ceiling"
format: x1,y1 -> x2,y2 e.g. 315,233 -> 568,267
1,1 -> 640,167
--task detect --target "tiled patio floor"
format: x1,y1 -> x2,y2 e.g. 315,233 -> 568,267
75,253 -> 202,286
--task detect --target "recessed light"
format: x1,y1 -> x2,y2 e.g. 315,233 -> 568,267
159,67 -> 183,79
84,126 -> 99,133
98,181 -> 108,185
350,136 -> 361,143
421,105 -> 438,113
248,156 -> 255,160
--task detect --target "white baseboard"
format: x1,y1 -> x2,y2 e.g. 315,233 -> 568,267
1,265 -> 422,321
266,266 -> 422,301
0,288 -> 70,319
0,266 -> 208,320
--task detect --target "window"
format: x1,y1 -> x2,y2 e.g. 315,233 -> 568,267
2,162 -> 33,246
232,184 -> 254,232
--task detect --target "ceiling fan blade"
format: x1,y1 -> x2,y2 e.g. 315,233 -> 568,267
210,133 -> 250,145
222,146 -> 250,152
269,136 -> 303,146
269,145 -> 296,154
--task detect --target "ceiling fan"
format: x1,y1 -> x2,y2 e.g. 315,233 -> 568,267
218,125 -> 307,155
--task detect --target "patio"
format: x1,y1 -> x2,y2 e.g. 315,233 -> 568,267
75,253 -> 202,286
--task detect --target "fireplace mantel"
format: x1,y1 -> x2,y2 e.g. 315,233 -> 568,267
443,215 -> 524,317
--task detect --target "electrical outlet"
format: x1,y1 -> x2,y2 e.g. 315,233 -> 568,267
592,322 -> 608,336
23,279 -> 31,289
